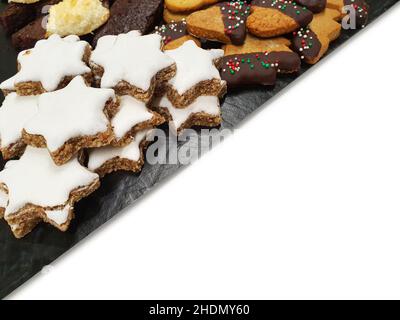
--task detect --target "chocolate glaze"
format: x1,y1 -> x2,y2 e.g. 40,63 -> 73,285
154,21 -> 188,46
217,1 -> 251,45
291,27 -> 321,62
344,0 -> 369,28
221,51 -> 301,87
252,0 -> 314,27
297,0 -> 326,13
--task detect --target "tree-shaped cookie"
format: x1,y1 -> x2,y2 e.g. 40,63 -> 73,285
247,0 -> 314,38
221,34 -> 301,87
0,146 -> 100,238
0,35 -> 92,96
90,31 -> 176,103
326,0 -> 369,28
186,1 -> 251,45
22,76 -> 117,166
291,8 -> 341,64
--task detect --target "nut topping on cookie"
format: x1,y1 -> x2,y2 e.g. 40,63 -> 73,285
0,35 -> 92,95
23,76 -> 116,165
0,146 -> 100,238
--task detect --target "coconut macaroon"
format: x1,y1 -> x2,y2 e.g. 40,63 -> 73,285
0,146 -> 100,239
46,0 -> 110,37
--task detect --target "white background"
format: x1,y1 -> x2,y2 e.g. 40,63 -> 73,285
7,3 -> 400,300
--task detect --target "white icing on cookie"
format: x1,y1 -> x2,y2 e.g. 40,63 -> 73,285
0,35 -> 91,92
158,95 -> 220,132
165,40 -> 224,95
0,188 -> 8,209
112,95 -> 153,140
0,93 -> 38,149
24,76 -> 115,152
45,205 -> 71,226
88,129 -> 152,171
91,31 -> 175,91
0,146 -> 99,217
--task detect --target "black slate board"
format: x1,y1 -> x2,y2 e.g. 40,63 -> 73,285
0,0 -> 398,299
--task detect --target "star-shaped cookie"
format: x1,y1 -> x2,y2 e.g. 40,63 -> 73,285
90,31 -> 176,102
111,95 -> 165,147
88,129 -> 154,177
163,40 -> 226,108
23,76 -> 117,166
0,35 -> 92,96
0,93 -> 38,160
0,146 -> 100,238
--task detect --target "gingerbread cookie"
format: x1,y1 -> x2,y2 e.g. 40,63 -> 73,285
224,34 -> 301,73
0,35 -> 92,96
90,31 -> 176,103
0,146 -> 100,238
186,1 -> 251,45
153,95 -> 221,134
155,20 -> 201,50
221,35 -> 301,87
162,40 -> 226,108
247,0 -> 314,38
165,0 -> 221,13
88,129 -> 154,177
46,0 -> 110,37
163,5 -> 191,23
22,76 -> 117,166
0,93 -> 38,160
292,8 -> 341,64
297,0 -> 327,13
327,0 -> 369,28
111,95 -> 165,147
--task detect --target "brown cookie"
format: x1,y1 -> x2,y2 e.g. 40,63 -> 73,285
291,8 -> 341,64
221,35 -> 301,88
165,0 -> 222,13
163,5 -> 191,23
186,1 -> 251,45
155,20 -> 201,50
326,0 -> 369,28
247,0 -> 314,38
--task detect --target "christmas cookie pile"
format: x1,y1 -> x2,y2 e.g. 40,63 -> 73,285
0,29 -> 229,238
0,0 -> 371,238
